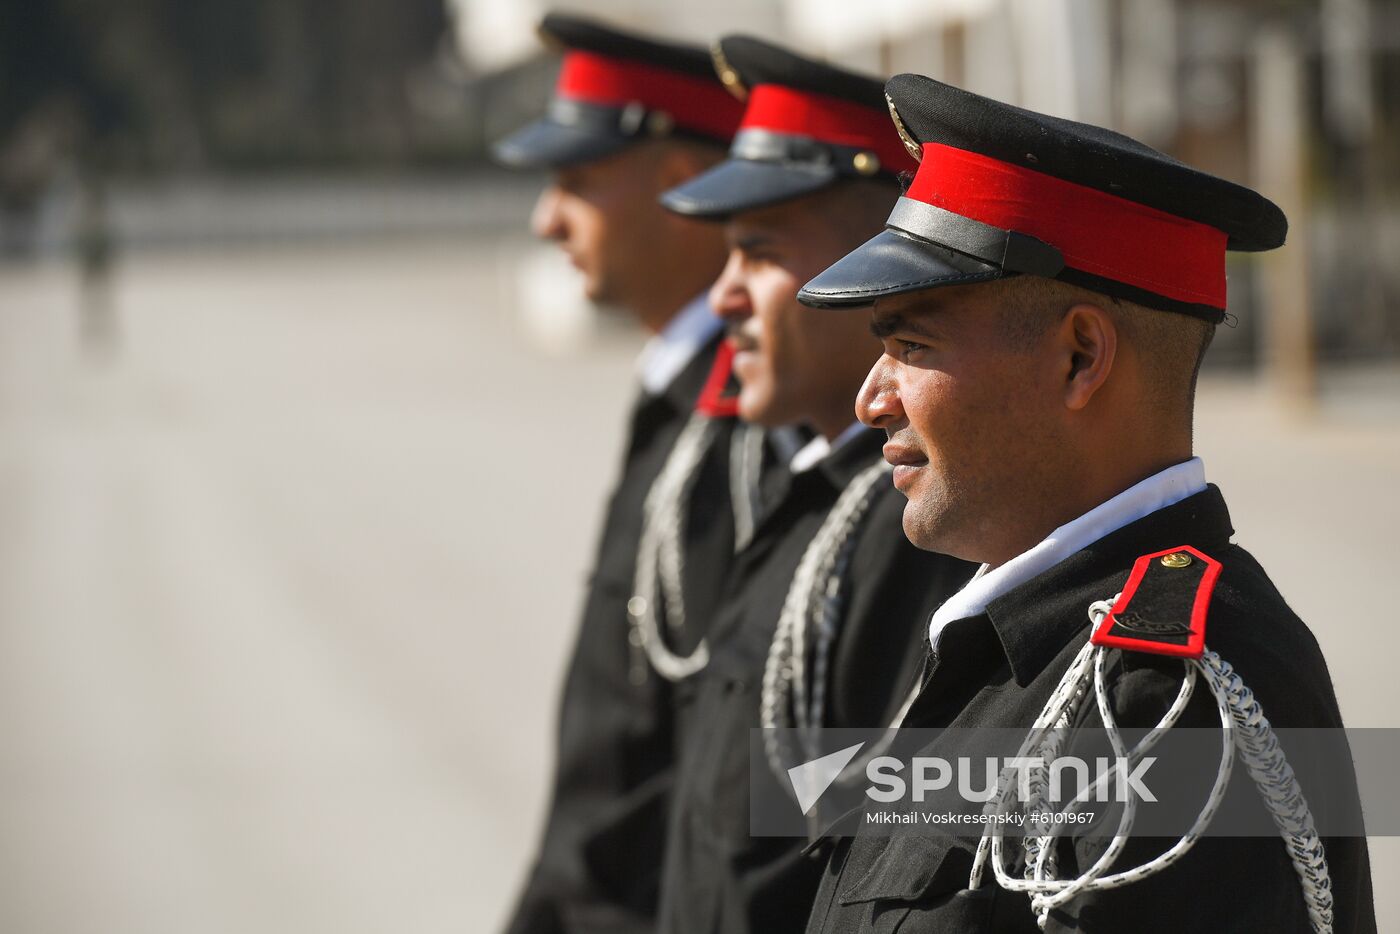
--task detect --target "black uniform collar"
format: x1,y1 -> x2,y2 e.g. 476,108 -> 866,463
980,485 -> 1235,686
751,425 -> 884,534
811,425 -> 887,489
649,329 -> 725,414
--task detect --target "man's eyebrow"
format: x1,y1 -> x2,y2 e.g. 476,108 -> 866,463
731,232 -> 775,252
870,312 -> 935,340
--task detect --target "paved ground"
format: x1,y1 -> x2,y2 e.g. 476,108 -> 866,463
0,237 -> 1395,933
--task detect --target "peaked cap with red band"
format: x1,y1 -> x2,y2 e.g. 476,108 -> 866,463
660,35 -> 916,219
492,13 -> 743,170
798,74 -> 1288,321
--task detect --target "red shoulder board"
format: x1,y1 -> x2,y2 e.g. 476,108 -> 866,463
1090,545 -> 1221,659
695,340 -> 741,418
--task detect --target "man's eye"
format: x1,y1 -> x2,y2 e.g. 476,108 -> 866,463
895,339 -> 927,360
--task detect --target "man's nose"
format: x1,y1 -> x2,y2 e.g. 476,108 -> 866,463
708,251 -> 752,324
530,186 -> 567,241
856,356 -> 906,430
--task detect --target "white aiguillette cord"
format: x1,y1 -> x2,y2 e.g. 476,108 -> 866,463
628,414 -> 767,684
729,422 -> 765,553
969,595 -> 1333,933
761,461 -> 918,799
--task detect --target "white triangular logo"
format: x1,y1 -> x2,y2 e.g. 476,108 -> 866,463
787,742 -> 866,816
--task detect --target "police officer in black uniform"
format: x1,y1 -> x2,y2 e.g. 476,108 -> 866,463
492,14 -> 754,934
794,72 -> 1377,933
654,38 -> 978,934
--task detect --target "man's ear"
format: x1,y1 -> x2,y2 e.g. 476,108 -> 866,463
1056,302 -> 1118,411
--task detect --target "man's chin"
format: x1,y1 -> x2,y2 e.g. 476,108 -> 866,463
736,387 -> 779,428
901,502 -> 944,553
582,282 -> 609,305
577,270 -> 617,307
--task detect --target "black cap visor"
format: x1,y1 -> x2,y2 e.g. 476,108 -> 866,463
491,115 -> 633,170
797,227 -> 1005,308
660,157 -> 838,219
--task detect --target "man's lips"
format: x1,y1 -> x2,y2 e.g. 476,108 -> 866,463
883,443 -> 929,491
883,443 -> 928,468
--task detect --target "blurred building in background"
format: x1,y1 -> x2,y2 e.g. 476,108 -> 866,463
6,0 -> 1397,368
461,0 -> 1400,375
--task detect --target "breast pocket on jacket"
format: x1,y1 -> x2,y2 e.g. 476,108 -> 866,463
834,833 -> 998,934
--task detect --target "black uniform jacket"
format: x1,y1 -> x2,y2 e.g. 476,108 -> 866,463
803,485 -> 1376,933
505,332 -> 744,934
658,427 -> 979,934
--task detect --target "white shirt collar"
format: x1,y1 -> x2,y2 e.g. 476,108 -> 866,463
789,422 -> 868,474
635,294 -> 722,395
928,457 -> 1208,647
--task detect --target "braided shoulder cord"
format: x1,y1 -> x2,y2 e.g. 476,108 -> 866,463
730,422 -> 766,553
1201,652 -> 1334,932
967,596 -> 1334,933
760,461 -> 896,793
628,412 -> 719,683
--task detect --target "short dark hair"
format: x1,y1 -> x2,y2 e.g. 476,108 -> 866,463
991,275 -> 1215,419
816,177 -> 902,238
655,136 -> 729,168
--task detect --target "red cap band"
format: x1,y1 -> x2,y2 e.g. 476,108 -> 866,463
906,142 -> 1228,308
695,340 -> 740,418
740,84 -> 918,177
556,51 -> 744,142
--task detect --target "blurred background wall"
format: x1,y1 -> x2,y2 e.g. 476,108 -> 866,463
1,1 -> 1397,932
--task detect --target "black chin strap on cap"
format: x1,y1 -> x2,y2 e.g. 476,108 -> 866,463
730,129 -> 888,179
547,97 -> 678,140
886,196 -> 1066,278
